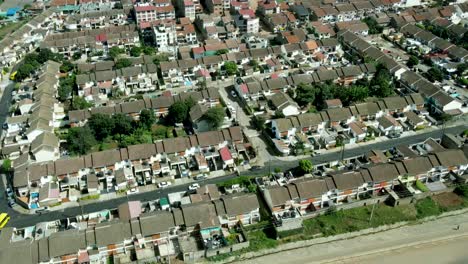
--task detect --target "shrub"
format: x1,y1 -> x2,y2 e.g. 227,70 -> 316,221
415,180 -> 429,192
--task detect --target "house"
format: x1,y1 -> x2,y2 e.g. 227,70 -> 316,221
269,92 -> 300,117
404,111 -> 425,129
30,131 -> 60,162
217,193 -> 260,227
377,115 -> 402,136
219,147 -> 234,169
118,201 -> 142,221
325,99 -> 342,109
38,182 -> 60,207
329,171 -> 367,202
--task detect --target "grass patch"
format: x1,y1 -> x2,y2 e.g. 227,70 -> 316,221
79,194 -> 100,201
415,197 -> 441,218
207,229 -> 278,262
303,204 -> 417,237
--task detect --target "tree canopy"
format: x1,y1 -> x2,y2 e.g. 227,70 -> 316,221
112,113 -> 133,135
202,107 -> 225,129
67,126 -> 96,155
109,47 -> 125,59
299,159 -> 313,174
130,46 -> 142,57
426,67 -> 444,82
139,109 -> 156,129
168,101 -> 189,124
407,55 -> 419,68
369,66 -> 394,98
115,58 -> 132,69
58,75 -> 75,102
71,97 -> 93,110
88,113 -> 115,141
224,61 -> 238,76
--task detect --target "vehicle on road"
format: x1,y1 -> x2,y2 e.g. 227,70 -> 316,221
158,181 -> 172,188
0,213 -> 9,229
7,198 -> 15,207
249,166 -> 262,171
6,187 -> 13,198
9,71 -> 17,81
188,183 -> 200,190
127,188 -> 139,195
194,174 -> 208,180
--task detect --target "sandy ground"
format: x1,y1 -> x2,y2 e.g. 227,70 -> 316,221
237,212 -> 468,264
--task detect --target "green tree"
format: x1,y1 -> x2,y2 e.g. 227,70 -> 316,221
293,141 -> 305,155
60,60 -> 74,73
130,46 -> 142,57
142,46 -> 155,55
115,58 -> 132,69
298,159 -> 313,174
112,113 -> 133,136
153,53 -> 169,65
427,67 -> 444,82
72,51 -> 82,60
37,48 -> 54,64
407,55 -> 420,68
2,159 -> 11,173
456,63 -> 468,75
151,124 -> 169,139
250,59 -> 260,70
88,113 -> 114,141
224,61 -> 238,76
58,75 -> 75,102
202,107 -> 225,129
295,83 -> 316,107
71,97 -> 93,110
363,17 -> 383,34
58,84 -> 73,102
67,126 -> 97,155
109,47 -> 125,59
139,109 -> 155,129
16,64 -> 35,81
216,49 -> 229,55
168,101 -> 189,124
253,115 -> 266,130
369,66 -> 394,98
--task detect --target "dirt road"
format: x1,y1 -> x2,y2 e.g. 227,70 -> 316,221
237,212 -> 468,264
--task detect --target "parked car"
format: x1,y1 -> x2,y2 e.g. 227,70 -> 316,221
158,181 -> 172,188
35,207 -> 49,215
188,183 -> 200,190
6,188 -> 13,198
231,90 -> 237,97
127,188 -> 139,195
249,166 -> 262,171
194,174 -> 208,180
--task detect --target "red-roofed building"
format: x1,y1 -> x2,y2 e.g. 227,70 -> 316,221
219,147 -> 234,168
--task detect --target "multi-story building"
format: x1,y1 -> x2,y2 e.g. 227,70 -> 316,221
153,20 -> 177,53
234,9 -> 259,34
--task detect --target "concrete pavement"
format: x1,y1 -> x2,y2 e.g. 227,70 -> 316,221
237,211 -> 468,264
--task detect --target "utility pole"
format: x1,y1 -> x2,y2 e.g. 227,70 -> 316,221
369,202 -> 376,223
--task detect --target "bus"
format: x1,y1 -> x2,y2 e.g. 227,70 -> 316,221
0,213 -> 10,229
9,71 -> 17,81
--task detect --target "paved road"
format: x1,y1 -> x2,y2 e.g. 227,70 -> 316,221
237,212 -> 468,264
3,124 -> 467,228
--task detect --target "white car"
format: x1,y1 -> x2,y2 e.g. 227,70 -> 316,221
231,90 -> 237,97
158,181 -> 172,188
188,183 -> 200,191
127,188 -> 139,195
